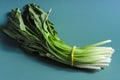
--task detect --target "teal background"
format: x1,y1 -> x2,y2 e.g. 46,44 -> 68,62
0,0 -> 119,80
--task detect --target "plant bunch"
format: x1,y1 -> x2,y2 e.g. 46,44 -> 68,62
1,4 -> 115,70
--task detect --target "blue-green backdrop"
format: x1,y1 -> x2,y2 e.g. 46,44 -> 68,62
0,0 -> 119,80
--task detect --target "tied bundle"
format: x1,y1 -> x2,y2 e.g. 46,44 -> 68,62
1,4 -> 115,70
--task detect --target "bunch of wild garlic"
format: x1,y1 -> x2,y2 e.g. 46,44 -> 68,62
1,4 -> 114,70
